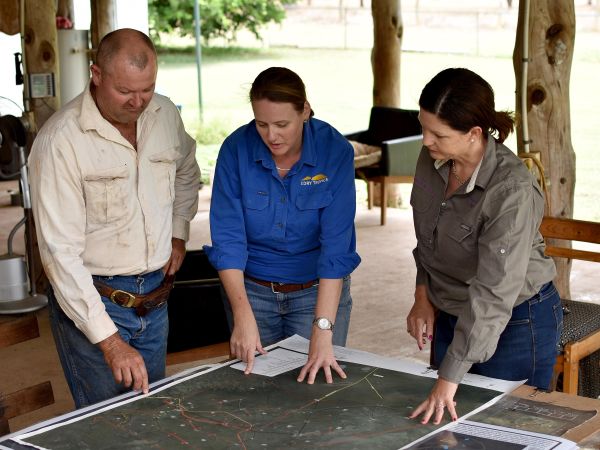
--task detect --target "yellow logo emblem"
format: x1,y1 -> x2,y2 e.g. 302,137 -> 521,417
301,173 -> 329,186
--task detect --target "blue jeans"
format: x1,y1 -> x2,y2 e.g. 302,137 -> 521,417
222,276 -> 353,347
433,282 -> 563,389
48,270 -> 168,408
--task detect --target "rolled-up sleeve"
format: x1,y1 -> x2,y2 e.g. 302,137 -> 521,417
317,140 -> 361,279
439,181 -> 539,383
204,140 -> 249,271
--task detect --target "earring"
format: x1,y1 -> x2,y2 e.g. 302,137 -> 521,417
470,139 -> 474,143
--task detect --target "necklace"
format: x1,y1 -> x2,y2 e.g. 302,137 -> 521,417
276,166 -> 292,171
450,159 -> 466,185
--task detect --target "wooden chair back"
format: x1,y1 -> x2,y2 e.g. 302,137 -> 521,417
540,216 -> 600,263
540,215 -> 600,397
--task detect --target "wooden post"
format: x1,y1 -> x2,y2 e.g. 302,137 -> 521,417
371,0 -> 402,209
513,0 -> 576,298
0,0 -> 19,35
57,0 -> 75,24
90,0 -> 116,56
371,0 -> 401,107
22,0 -> 61,130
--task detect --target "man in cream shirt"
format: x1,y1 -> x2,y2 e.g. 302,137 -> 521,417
29,28 -> 201,407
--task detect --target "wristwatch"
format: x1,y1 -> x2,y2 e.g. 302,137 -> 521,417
313,317 -> 334,331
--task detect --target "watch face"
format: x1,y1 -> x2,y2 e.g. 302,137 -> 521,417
317,318 -> 331,330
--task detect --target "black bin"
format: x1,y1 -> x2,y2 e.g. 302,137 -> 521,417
167,249 -> 230,353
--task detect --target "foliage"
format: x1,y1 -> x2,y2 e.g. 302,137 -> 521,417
148,0 -> 298,44
195,117 -> 232,145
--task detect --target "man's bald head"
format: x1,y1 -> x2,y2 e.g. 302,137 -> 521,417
90,29 -> 158,127
95,28 -> 157,74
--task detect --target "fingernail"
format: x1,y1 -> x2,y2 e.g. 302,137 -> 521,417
428,335 -> 433,341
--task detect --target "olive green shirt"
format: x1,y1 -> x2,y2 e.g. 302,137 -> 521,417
410,134 -> 556,384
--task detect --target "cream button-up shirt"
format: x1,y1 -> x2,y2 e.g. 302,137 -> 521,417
29,85 -> 201,344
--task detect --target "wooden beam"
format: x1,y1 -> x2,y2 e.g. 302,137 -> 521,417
0,381 -> 54,428
0,314 -> 39,349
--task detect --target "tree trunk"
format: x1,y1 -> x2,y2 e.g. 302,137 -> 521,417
513,0 -> 576,298
90,0 -> 116,56
371,0 -> 402,208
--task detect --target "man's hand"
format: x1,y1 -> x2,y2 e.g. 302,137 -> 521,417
163,238 -> 186,278
97,332 -> 149,394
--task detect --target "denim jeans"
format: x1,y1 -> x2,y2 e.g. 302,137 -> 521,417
433,282 -> 563,389
222,276 -> 352,347
48,269 -> 168,408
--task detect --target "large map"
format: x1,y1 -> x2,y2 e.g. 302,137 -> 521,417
2,337 -> 516,450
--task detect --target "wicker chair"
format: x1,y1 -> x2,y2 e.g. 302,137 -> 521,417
345,107 -> 422,225
540,216 -> 600,397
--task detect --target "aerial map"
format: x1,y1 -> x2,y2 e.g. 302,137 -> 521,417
3,337 -> 515,450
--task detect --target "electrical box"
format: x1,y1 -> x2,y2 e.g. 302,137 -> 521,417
28,73 -> 55,98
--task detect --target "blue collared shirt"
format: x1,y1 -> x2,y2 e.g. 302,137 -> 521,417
204,118 -> 361,283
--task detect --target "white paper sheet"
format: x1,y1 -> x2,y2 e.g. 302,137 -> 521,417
402,420 -> 578,450
231,347 -> 307,376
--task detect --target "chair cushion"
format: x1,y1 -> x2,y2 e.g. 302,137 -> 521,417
349,140 -> 382,168
560,299 -> 600,347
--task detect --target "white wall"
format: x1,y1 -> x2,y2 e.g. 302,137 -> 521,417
0,33 -> 25,115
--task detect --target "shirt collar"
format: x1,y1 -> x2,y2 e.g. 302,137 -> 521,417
78,81 -> 160,143
251,119 -> 318,170
434,132 -> 496,193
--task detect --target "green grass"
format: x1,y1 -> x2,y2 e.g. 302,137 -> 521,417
156,45 -> 600,221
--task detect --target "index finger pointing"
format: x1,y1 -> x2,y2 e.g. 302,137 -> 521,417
244,351 -> 255,375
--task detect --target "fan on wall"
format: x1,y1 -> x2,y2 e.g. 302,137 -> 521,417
0,112 -> 47,314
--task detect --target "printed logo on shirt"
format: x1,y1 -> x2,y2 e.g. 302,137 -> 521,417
300,173 -> 329,186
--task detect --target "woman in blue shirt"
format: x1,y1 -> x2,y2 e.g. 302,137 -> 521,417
205,67 -> 361,384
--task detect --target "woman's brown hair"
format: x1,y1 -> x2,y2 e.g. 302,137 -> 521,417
419,68 -> 514,143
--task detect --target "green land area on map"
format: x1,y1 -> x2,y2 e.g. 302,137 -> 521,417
23,358 -> 501,450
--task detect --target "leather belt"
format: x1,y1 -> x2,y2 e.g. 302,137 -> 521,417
245,275 -> 318,294
93,278 -> 174,317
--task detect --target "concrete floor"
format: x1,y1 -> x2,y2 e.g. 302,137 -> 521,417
1,180 -> 598,434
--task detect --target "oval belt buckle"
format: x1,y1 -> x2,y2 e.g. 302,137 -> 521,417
110,290 -> 137,308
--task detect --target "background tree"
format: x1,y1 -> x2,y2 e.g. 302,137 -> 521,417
148,0 -> 298,44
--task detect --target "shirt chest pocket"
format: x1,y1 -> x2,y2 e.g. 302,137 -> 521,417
296,190 -> 333,210
83,165 -> 129,227
446,223 -> 476,252
295,190 -> 333,231
148,149 -> 179,207
242,191 -> 270,237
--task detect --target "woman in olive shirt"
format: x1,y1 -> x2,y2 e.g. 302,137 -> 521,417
407,68 -> 562,425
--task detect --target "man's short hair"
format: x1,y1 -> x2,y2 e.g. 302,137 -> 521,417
96,28 -> 156,73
